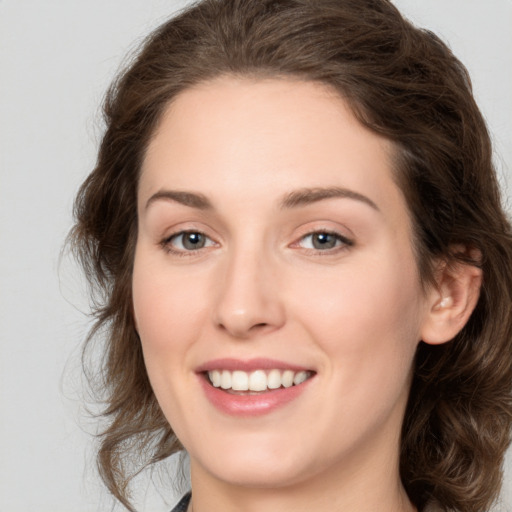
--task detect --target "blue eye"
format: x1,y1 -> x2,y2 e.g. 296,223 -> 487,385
165,231 -> 215,252
299,231 -> 352,251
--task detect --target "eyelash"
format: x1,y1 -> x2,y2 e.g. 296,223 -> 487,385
160,229 -> 354,256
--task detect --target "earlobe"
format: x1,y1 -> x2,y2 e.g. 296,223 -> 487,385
421,254 -> 482,346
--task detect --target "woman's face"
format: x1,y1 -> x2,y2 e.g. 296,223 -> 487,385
133,78 -> 434,490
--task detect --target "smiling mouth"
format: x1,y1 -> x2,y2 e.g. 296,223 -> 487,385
205,369 -> 315,394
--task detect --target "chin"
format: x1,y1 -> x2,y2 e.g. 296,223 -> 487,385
189,435 -> 332,490
203,459 -> 312,489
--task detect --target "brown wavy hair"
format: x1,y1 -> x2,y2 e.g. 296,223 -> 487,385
70,0 -> 512,510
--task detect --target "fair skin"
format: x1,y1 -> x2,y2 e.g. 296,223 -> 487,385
133,77 -> 481,512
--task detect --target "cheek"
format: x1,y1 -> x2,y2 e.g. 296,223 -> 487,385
132,251 -> 207,358
292,251 -> 423,381
131,249 -> 210,425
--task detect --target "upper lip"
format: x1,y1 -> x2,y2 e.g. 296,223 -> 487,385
195,358 -> 313,373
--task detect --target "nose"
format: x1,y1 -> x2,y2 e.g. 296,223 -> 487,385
213,248 -> 286,339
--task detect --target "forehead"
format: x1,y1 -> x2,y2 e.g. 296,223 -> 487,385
139,77 -> 407,226
145,77 -> 388,170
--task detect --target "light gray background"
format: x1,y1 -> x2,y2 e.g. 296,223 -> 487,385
1,1 -> 511,510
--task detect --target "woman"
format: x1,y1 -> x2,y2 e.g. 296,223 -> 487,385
70,0 -> 512,511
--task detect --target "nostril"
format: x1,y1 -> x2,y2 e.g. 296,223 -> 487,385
250,322 -> 270,332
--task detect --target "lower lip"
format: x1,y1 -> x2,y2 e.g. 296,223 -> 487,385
199,375 -> 313,417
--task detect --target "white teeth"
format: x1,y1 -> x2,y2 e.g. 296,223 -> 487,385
220,370 -> 232,389
248,370 -> 267,392
211,370 -> 221,387
231,371 -> 249,391
207,369 -> 312,391
293,371 -> 308,385
267,369 -> 282,389
282,370 -> 294,388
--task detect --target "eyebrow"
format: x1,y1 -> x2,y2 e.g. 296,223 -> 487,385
145,186 -> 379,212
280,187 -> 379,211
145,190 -> 212,211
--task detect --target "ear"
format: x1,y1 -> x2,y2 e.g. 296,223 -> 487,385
421,250 -> 482,345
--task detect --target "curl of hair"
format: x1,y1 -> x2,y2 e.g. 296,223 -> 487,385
70,1 -> 512,510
